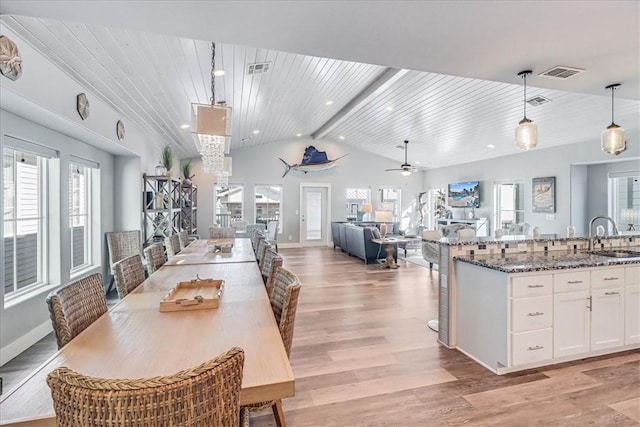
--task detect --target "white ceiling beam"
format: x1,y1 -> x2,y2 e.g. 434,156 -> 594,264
311,67 -> 408,140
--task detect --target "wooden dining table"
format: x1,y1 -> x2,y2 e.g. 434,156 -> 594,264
0,241 -> 294,426
164,237 -> 256,266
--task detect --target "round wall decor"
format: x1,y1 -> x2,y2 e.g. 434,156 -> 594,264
0,35 -> 23,81
77,93 -> 90,120
116,120 -> 125,141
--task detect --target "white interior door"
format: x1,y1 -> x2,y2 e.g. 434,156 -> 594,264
300,185 -> 329,247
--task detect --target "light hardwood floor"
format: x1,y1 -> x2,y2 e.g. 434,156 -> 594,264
250,247 -> 639,426
1,247 -> 638,426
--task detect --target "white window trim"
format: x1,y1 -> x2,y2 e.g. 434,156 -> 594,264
254,184 -> 283,234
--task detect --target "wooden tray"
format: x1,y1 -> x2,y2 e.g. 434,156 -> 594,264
160,276 -> 224,312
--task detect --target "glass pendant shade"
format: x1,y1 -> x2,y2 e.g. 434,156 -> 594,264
401,169 -> 411,176
601,123 -> 626,155
515,118 -> 538,151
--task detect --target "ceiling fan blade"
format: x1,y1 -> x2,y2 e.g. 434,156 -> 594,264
385,168 -> 403,171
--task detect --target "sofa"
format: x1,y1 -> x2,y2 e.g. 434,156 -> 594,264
332,222 -> 397,264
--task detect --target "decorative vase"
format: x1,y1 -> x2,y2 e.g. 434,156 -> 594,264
182,178 -> 192,186
155,163 -> 166,176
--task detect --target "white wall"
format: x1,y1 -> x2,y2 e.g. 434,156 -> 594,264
424,139 -> 640,235
188,138 -> 423,243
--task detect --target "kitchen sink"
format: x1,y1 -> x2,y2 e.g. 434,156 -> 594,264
591,250 -> 640,259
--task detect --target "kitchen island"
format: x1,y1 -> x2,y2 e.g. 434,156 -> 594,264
453,248 -> 639,374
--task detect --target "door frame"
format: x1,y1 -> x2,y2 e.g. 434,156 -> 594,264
299,182 -> 331,247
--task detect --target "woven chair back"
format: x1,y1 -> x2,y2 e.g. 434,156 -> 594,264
47,347 -> 245,427
270,267 -> 302,357
256,240 -> 271,270
165,234 -> 181,258
178,230 -> 190,250
262,249 -> 283,297
143,243 -> 166,275
106,231 -> 141,274
46,273 -> 107,349
209,226 -> 235,239
113,254 -> 145,298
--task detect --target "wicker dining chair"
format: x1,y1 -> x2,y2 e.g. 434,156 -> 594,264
165,234 -> 181,259
106,230 -> 142,294
253,234 -> 266,260
256,240 -> 272,270
266,220 -> 279,251
241,267 -> 301,427
178,230 -> 190,250
143,243 -> 166,275
47,347 -> 245,427
261,249 -> 283,297
113,254 -> 145,298
209,226 -> 236,239
46,273 -> 108,349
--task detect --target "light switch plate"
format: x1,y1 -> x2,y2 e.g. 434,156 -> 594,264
546,214 -> 556,220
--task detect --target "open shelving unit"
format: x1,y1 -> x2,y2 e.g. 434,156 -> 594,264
142,174 -> 184,245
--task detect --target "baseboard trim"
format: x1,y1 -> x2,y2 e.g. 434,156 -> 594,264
277,242 -> 302,249
1,320 -> 52,366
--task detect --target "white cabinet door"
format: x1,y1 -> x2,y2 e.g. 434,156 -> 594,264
554,290 -> 590,357
591,287 -> 625,350
625,285 -> 640,345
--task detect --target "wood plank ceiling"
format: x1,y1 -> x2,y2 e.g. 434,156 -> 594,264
2,15 -> 638,169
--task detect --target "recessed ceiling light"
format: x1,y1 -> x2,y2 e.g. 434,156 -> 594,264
415,161 -> 421,165
325,101 -> 333,105
296,133 -> 302,137
487,144 -> 495,148
180,124 -> 190,129
386,106 -> 393,111
253,130 -> 260,134
213,69 -> 225,77
339,135 -> 345,140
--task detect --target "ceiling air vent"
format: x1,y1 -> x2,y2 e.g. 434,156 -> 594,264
539,66 -> 584,79
247,62 -> 271,75
527,95 -> 552,107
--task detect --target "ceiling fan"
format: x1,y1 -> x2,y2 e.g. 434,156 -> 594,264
385,140 -> 416,176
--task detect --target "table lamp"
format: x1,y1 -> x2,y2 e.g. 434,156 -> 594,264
360,204 -> 372,221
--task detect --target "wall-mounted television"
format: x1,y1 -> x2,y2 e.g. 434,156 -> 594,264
448,181 -> 480,208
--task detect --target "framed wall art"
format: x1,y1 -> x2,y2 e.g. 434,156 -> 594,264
532,176 -> 555,213
116,120 -> 125,141
0,35 -> 23,81
77,93 -> 90,120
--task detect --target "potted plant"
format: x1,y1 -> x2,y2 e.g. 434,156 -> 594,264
182,160 -> 194,186
161,145 -> 173,177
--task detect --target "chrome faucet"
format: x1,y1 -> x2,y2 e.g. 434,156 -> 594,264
588,215 -> 619,251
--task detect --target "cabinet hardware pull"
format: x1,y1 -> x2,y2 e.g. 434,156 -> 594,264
567,280 -> 583,284
604,291 -> 620,295
603,277 -> 619,281
527,345 -> 544,351
527,284 -> 544,288
587,295 -> 592,311
527,312 -> 544,316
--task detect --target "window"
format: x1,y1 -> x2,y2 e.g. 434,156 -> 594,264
69,163 -> 91,271
493,180 -> 525,232
214,184 -> 243,226
255,185 -> 282,233
610,172 -> 640,231
346,188 -> 370,221
3,148 -> 48,298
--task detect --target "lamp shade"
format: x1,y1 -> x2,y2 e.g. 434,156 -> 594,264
191,103 -> 232,137
601,124 -> 626,155
515,118 -> 537,151
375,210 -> 393,222
360,204 -> 372,213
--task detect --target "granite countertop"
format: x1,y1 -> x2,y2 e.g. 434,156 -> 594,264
454,248 -> 640,273
423,232 -> 640,246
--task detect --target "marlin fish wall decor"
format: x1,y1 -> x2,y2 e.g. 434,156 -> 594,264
279,146 -> 348,177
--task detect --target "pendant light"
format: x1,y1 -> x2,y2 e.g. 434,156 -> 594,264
515,70 -> 537,151
601,83 -> 626,155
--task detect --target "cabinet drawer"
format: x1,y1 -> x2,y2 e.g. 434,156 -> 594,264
512,295 -> 553,332
592,268 -> 625,289
512,328 -> 552,366
626,266 -> 640,285
512,275 -> 552,298
554,271 -> 590,293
